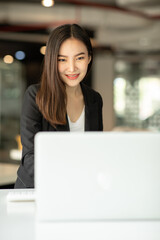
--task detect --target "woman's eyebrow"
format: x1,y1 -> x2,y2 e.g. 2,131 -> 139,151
58,54 -> 67,57
58,52 -> 85,57
75,52 -> 85,57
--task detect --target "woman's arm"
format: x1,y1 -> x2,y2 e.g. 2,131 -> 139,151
15,84 -> 42,188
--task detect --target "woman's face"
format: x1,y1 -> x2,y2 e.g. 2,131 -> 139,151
58,38 -> 91,88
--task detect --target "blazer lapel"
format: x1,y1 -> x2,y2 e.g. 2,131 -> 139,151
85,103 -> 99,131
81,83 -> 99,131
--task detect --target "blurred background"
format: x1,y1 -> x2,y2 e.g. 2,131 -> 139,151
0,0 -> 160,187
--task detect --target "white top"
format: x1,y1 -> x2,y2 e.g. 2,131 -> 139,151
67,107 -> 85,132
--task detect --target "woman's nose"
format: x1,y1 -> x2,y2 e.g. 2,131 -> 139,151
68,60 -> 76,72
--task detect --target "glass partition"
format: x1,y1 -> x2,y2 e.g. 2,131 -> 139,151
0,60 -> 25,163
114,56 -> 160,131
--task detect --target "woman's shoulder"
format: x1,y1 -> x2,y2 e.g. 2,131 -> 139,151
25,83 -> 40,96
22,83 -> 40,106
22,83 -> 41,116
81,82 -> 102,101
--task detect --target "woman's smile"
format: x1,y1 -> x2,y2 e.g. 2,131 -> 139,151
65,74 -> 80,80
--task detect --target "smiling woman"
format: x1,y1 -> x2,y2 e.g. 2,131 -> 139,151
14,23 -> 103,188
57,38 -> 92,123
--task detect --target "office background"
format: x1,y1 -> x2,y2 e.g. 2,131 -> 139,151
0,0 -> 160,188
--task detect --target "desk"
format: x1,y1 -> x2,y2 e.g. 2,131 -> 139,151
0,190 -> 160,240
0,190 -> 35,240
0,163 -> 19,186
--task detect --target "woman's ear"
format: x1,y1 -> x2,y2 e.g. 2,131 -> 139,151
88,55 -> 92,64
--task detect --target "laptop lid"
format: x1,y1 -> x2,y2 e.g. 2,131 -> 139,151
35,132 -> 160,221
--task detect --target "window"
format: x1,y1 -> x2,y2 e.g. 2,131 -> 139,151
114,56 -> 160,131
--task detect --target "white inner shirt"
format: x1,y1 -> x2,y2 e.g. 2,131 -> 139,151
67,107 -> 85,132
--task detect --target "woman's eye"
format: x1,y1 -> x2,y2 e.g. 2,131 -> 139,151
58,58 -> 66,62
77,56 -> 84,61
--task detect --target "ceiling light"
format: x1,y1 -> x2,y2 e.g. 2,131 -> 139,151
41,0 -> 54,7
15,51 -> 26,60
40,46 -> 46,55
3,55 -> 14,64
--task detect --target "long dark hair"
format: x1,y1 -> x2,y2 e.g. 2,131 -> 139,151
36,24 -> 93,127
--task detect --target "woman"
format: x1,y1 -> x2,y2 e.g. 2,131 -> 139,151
15,24 -> 103,188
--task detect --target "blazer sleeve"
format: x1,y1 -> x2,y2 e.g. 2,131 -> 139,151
98,92 -> 103,131
15,84 -> 42,188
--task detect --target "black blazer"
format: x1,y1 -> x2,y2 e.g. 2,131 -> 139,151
15,82 -> 103,188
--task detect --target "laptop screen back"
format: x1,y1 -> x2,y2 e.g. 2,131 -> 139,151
35,132 -> 160,221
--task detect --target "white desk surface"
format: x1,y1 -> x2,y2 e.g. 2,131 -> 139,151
0,189 -> 160,240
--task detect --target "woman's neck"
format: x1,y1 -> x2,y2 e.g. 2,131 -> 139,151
66,84 -> 82,98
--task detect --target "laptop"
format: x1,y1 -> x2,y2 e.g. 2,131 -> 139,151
35,132 -> 160,222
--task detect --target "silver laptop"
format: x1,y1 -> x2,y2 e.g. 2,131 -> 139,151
35,132 -> 160,222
